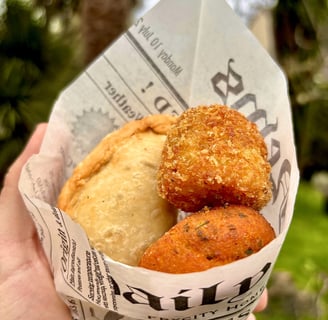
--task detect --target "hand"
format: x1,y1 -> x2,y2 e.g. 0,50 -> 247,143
247,288 -> 268,320
0,123 -> 269,320
0,124 -> 72,320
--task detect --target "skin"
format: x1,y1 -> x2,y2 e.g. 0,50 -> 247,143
0,123 -> 71,320
250,290 -> 268,319
0,123 -> 267,320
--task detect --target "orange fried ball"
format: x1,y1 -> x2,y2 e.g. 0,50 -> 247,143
157,104 -> 272,212
139,205 -> 276,274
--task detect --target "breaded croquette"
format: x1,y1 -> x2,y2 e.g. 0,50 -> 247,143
139,205 -> 276,273
157,104 -> 272,212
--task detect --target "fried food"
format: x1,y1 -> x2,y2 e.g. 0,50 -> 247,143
139,205 -> 275,273
157,104 -> 272,212
57,114 -> 178,266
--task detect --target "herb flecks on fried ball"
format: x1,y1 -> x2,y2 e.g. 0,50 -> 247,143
139,205 -> 276,274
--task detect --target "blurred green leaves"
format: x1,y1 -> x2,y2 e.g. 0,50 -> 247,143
274,0 -> 328,179
1,0 -> 328,186
0,0 -> 82,185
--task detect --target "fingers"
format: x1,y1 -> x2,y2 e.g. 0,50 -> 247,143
253,288 -> 268,312
247,314 -> 256,320
247,289 -> 268,320
0,123 -> 48,244
2,123 -> 48,190
0,122 -> 71,319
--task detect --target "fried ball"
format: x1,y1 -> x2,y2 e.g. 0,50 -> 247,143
157,104 -> 272,212
139,205 -> 275,273
57,114 -> 178,266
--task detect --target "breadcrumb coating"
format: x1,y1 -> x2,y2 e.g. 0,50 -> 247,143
139,205 -> 276,274
157,104 -> 272,212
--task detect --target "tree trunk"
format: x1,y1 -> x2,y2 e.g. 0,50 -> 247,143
81,0 -> 136,65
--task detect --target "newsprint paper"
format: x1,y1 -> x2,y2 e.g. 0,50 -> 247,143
19,1 -> 299,319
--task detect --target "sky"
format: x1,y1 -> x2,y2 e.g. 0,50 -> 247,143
133,0 -> 277,26
0,0 -> 278,27
0,0 -> 5,16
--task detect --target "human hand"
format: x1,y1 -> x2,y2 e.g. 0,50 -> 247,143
247,288 -> 268,320
0,123 -> 269,320
0,124 -> 72,320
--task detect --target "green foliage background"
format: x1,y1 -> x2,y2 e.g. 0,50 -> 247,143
1,0 -> 327,184
259,181 -> 328,320
273,0 -> 328,179
0,0 -> 328,319
0,0 -> 82,186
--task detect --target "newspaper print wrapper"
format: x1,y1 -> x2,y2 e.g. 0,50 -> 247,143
19,1 -> 299,319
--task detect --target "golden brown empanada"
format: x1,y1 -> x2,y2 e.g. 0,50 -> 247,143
57,114 -> 178,266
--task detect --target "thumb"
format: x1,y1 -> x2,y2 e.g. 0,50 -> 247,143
0,123 -> 48,241
2,123 -> 48,190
